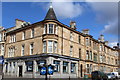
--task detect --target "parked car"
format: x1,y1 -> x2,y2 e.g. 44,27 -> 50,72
107,73 -> 116,80
111,72 -> 120,79
91,71 -> 108,80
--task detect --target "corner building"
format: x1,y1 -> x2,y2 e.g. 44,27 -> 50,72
2,6 -> 119,78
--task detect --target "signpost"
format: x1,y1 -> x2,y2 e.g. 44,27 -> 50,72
40,67 -> 47,75
40,64 -> 54,80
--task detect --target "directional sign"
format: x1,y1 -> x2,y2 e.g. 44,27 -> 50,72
0,56 -> 4,64
40,67 -> 47,75
48,66 -> 54,75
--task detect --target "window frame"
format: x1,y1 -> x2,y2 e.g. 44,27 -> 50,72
63,61 -> 69,73
25,61 -> 33,72
21,44 -> 25,56
71,63 -> 76,73
30,43 -> 34,55
53,60 -> 60,72
31,28 -> 34,38
48,24 -> 54,34
48,40 -> 53,53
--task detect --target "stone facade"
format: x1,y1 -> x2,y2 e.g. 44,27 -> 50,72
0,6 -> 119,78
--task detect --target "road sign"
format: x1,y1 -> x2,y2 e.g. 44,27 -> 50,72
0,56 -> 4,64
40,67 -> 47,75
48,65 -> 54,75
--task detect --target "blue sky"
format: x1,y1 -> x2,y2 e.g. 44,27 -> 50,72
1,2 -> 118,47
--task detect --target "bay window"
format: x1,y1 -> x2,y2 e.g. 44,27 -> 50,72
43,41 -> 47,53
48,41 -> 53,53
44,23 -> 58,35
54,41 -> 57,53
43,24 -> 47,34
48,24 -> 54,34
44,40 -> 57,53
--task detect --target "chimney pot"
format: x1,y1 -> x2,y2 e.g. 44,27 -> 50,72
100,34 -> 104,42
82,29 -> 89,34
70,21 -> 76,30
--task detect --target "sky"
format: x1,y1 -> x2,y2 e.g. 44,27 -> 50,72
0,0 -> 119,47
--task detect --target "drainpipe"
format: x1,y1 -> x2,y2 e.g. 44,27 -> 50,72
61,26 -> 63,55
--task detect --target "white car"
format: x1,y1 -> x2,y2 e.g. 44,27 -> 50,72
111,72 -> 120,79
107,73 -> 116,80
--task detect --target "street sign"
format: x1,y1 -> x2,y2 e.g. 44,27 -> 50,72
40,67 -> 47,75
48,65 -> 54,75
0,56 -> 4,64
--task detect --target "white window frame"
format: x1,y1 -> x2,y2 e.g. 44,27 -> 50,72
21,45 -> 25,56
48,41 -> 53,53
30,43 -> 33,55
54,41 -> 57,53
48,24 -> 54,34
43,41 -> 47,53
55,25 -> 58,35
43,24 -> 47,34
22,31 -> 25,40
86,38 -> 89,46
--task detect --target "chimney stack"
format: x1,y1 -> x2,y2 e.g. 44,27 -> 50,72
117,43 -> 119,48
15,19 -> 26,28
105,41 -> 108,45
82,29 -> 89,35
70,21 -> 76,30
100,34 -> 104,42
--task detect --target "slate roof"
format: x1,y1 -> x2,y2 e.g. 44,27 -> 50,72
44,7 -> 57,20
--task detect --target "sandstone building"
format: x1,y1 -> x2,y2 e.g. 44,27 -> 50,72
0,5 -> 119,78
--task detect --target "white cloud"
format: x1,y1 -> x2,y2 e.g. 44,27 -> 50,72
102,20 -> 118,35
109,42 -> 118,48
86,2 -> 118,36
45,0 -> 83,19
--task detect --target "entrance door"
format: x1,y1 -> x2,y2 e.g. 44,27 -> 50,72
81,64 -> 83,77
19,66 -> 22,77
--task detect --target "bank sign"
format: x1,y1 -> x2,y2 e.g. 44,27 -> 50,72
0,56 -> 4,64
